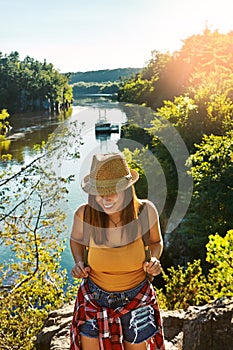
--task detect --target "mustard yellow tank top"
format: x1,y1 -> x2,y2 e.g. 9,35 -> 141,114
88,238 -> 147,291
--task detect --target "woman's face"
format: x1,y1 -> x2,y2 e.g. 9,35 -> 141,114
95,191 -> 125,214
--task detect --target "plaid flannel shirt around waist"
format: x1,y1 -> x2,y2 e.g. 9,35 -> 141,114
70,278 -> 165,350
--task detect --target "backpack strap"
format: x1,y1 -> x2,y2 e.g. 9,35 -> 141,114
139,201 -> 151,263
139,202 -> 154,282
84,246 -> 89,267
83,205 -> 89,267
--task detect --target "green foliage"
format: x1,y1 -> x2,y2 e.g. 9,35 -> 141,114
159,260 -> 209,310
0,51 -> 72,113
119,29 -> 233,149
0,108 -> 10,140
122,147 -> 150,199
0,248 -> 68,349
115,29 -> 233,267
121,145 -> 177,234
188,132 -> 233,183
123,146 -> 232,310
181,132 -> 233,259
156,95 -> 196,127
0,121 -> 84,349
143,50 -> 185,108
118,50 -> 181,109
154,91 -> 233,151
0,108 -> 9,121
206,230 -> 233,298
0,108 -> 12,160
155,95 -> 199,149
68,67 -> 142,84
149,138 -> 178,232
120,103 -> 155,127
118,74 -> 155,107
206,93 -> 233,134
141,50 -> 171,81
181,29 -> 233,87
120,123 -> 152,148
72,81 -> 120,99
156,229 -> 233,310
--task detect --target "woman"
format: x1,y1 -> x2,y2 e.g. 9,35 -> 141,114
70,153 -> 165,350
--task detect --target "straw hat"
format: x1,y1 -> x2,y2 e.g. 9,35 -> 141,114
81,153 -> 139,195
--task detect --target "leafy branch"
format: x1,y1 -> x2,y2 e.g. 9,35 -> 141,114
10,195 -> 42,293
0,121 -> 84,349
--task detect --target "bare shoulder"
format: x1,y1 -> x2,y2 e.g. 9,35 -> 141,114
141,200 -> 162,244
71,204 -> 87,242
74,203 -> 87,221
141,199 -> 159,219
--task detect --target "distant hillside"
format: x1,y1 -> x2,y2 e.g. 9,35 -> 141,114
69,68 -> 141,84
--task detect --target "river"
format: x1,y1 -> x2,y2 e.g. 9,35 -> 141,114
0,97 -> 128,276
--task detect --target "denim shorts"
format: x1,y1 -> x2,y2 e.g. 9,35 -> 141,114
79,278 -> 159,344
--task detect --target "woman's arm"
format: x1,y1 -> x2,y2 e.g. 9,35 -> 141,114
143,201 -> 163,277
70,204 -> 90,279
147,201 -> 163,259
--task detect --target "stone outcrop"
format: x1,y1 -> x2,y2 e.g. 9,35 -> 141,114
36,304 -> 72,350
36,297 -> 233,350
182,297 -> 233,350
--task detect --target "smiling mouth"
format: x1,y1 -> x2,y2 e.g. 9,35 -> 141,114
103,202 -> 114,209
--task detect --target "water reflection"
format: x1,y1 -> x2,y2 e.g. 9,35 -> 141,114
0,96 -> 127,164
95,132 -> 111,142
74,95 -> 117,107
0,108 -> 73,163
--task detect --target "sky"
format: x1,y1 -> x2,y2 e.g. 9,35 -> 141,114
0,0 -> 233,73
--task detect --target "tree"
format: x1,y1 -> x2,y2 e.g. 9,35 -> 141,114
156,95 -> 199,150
0,108 -> 10,137
179,132 -> 233,261
118,74 -> 154,107
154,91 -> 233,152
180,28 -> 233,86
206,229 -> 233,298
159,259 -> 209,310
0,120 -> 84,349
0,52 -> 72,113
119,29 -> 233,119
0,108 -> 12,161
156,229 -> 233,310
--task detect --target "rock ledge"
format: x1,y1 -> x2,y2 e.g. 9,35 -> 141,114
36,297 -> 233,350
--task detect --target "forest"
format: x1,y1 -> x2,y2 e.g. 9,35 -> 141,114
72,81 -> 120,100
70,67 -> 141,101
0,28 -> 232,349
69,67 -> 141,84
0,51 -> 72,114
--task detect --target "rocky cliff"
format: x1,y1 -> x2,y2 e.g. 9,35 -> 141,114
36,297 -> 233,350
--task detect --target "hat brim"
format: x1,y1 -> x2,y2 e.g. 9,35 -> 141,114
81,169 -> 139,195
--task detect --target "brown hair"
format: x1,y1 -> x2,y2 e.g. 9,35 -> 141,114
84,186 -> 142,245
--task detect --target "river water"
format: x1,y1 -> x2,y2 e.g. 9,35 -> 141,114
0,97 -> 128,275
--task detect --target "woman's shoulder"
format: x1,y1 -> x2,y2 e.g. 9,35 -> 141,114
139,199 -> 159,218
74,203 -> 87,220
139,199 -> 158,211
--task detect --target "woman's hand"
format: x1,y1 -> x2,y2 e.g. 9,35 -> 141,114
71,261 -> 91,279
143,257 -> 162,277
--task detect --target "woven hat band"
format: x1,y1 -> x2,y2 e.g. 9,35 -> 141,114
89,174 -> 133,188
